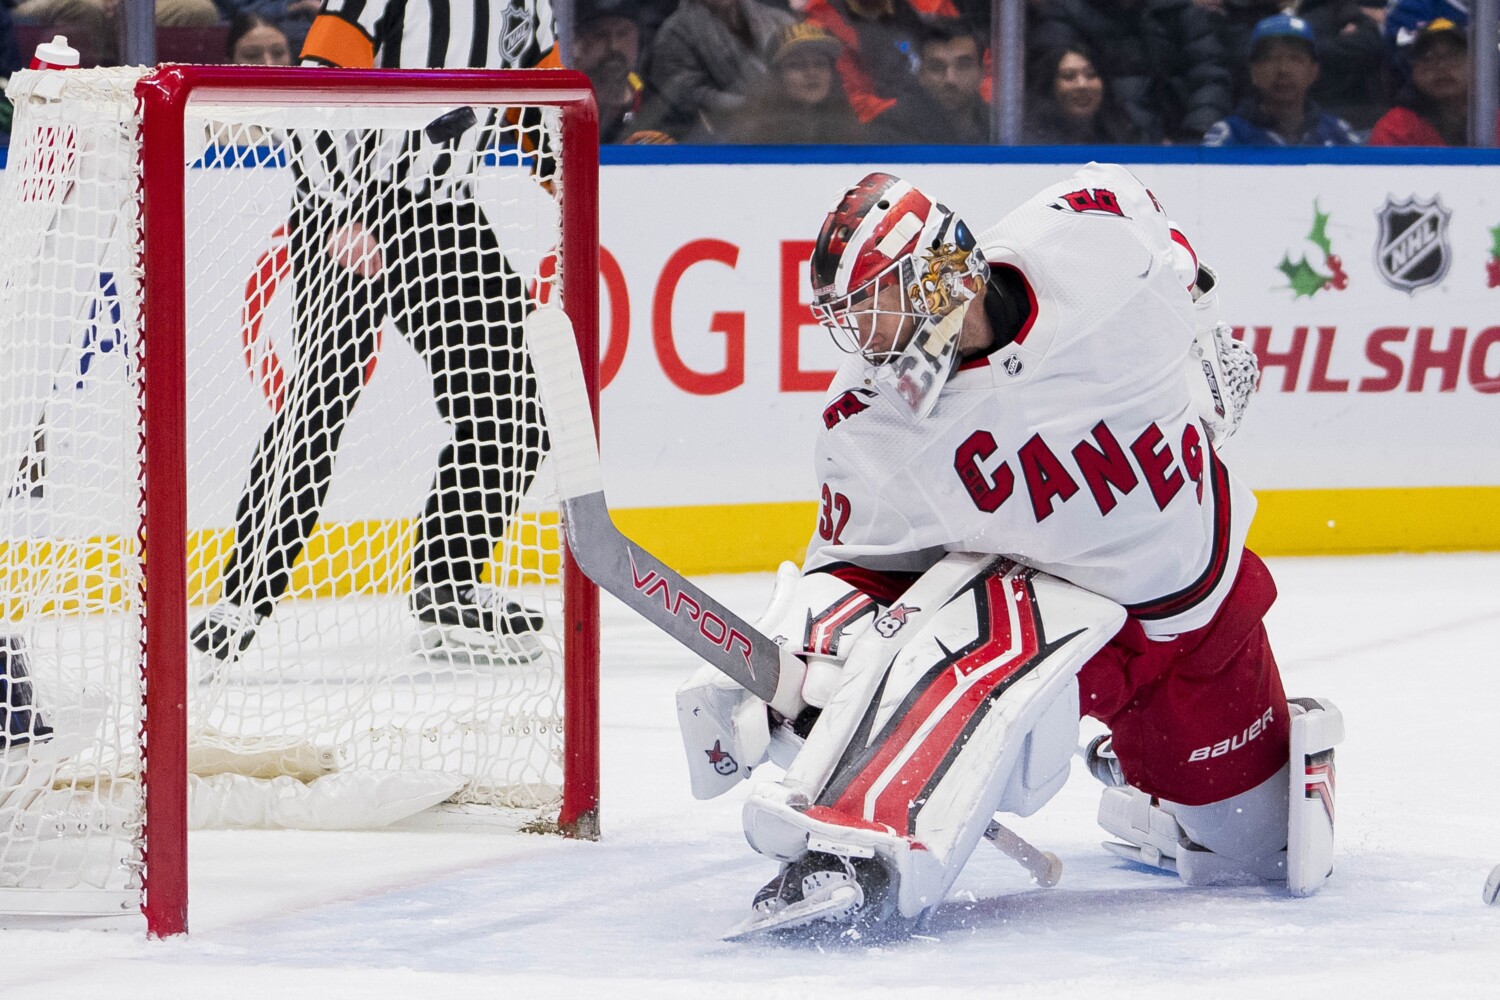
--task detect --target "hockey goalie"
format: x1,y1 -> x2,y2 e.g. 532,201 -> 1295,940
676,163 -> 1344,939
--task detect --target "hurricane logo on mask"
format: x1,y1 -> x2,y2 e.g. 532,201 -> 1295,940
910,240 -> 985,318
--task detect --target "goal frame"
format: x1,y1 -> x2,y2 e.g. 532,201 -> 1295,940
134,65 -> 601,938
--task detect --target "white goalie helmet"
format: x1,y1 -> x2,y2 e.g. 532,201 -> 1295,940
809,172 -> 989,417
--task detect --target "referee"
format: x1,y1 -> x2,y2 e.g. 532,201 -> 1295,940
192,0 -> 562,662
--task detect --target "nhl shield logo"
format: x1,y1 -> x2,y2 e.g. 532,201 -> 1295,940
497,0 -> 535,66
1375,195 -> 1451,293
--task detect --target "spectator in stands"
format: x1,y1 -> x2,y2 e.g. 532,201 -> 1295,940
214,2 -> 318,60
722,20 -> 865,143
1382,0 -> 1467,60
803,0 -> 959,125
1,1 -> 19,146
1,2 -> 20,70
226,11 -> 290,65
8,0 -> 108,65
646,0 -> 794,140
945,0 -> 989,42
1289,0 -> 1388,130
1023,43 -> 1146,144
1209,0 -> 1383,128
1031,0 -> 1231,143
11,0 -> 219,67
575,0 -> 672,143
1202,14 -> 1361,145
205,12 -> 288,146
868,18 -> 988,143
1369,17 -> 1495,146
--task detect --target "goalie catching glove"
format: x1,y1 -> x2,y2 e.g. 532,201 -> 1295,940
1186,264 -> 1259,445
676,562 -> 880,799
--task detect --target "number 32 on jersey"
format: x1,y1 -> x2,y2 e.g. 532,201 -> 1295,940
818,484 -> 851,544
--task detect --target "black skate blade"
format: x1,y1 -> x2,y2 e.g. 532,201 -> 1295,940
722,884 -> 861,942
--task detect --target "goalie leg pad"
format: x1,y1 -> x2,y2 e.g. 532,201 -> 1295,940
744,553 -> 1126,921
1098,769 -> 1290,885
1287,696 -> 1343,896
1099,696 -> 1343,892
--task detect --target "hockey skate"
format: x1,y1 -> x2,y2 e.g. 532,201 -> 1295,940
189,601 -> 263,668
409,583 -> 545,663
1082,733 -> 1126,788
723,851 -> 900,943
2,635 -> 63,816
2,636 -> 53,752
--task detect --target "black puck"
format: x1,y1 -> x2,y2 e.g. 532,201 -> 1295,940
424,106 -> 478,144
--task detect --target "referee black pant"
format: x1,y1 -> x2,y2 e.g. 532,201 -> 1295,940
220,189 -> 545,617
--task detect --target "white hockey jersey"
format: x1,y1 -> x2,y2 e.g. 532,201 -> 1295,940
804,163 -> 1255,639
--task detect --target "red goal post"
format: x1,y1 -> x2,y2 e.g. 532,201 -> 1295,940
1,65 -> 601,938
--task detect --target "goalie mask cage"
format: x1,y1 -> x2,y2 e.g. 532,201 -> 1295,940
0,65 -> 601,937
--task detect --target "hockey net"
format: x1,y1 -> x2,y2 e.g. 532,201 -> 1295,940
0,65 -> 600,933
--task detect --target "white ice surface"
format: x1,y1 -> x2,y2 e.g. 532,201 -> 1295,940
5,553 -> 1500,999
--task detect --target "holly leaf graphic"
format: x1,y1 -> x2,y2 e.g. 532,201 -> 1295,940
1489,223 -> 1500,259
1279,254 -> 1330,298
1307,202 -> 1334,259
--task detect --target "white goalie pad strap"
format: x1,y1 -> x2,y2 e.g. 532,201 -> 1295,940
1097,785 -> 1189,873
676,663 -> 773,800
1287,696 -> 1343,896
742,780 -> 950,921
747,553 -> 1125,919
757,562 -> 884,709
758,563 -> 881,663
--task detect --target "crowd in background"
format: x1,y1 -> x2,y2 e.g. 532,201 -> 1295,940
0,0 -> 1497,148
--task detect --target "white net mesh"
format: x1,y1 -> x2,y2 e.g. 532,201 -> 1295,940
0,67 -> 584,911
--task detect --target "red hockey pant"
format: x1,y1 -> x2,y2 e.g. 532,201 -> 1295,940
1077,549 -> 1290,807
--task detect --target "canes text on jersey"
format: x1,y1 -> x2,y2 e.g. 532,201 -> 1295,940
954,419 -> 1206,520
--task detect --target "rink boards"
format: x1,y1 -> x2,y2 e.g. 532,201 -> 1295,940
1,149 -> 1497,588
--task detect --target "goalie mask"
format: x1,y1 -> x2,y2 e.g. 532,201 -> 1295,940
809,172 -> 989,419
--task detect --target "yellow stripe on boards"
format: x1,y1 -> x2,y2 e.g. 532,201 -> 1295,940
614,491 -> 1500,570
612,502 -> 816,575
0,536 -> 133,620
1248,487 -> 1500,555
9,489 -> 1498,618
3,514 -> 567,617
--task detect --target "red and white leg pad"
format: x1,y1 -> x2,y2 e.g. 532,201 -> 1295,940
1287,696 -> 1343,895
742,552 -> 1126,922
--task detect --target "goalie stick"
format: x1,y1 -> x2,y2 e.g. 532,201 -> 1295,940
523,305 -> 1061,887
524,305 -> 809,717
983,819 -> 1063,887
